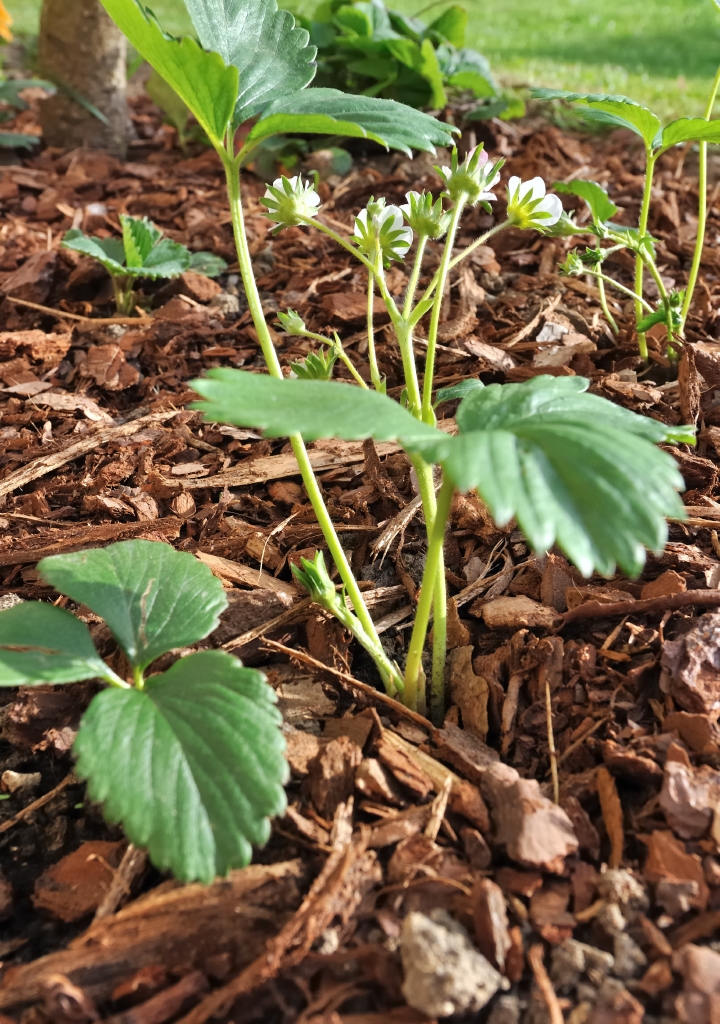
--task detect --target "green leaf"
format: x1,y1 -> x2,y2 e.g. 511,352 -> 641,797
74,650 -> 287,883
146,68 -> 190,137
0,603 -> 115,686
417,38 -> 447,109
426,5 -> 467,47
636,307 -> 670,333
184,0 -> 317,127
62,230 -> 127,275
246,88 -> 458,156
531,89 -> 660,148
553,180 -> 618,224
661,117 -> 720,149
407,376 -> 689,577
435,378 -> 484,407
99,0 -> 238,147
189,251 -> 228,277
121,215 -> 162,268
191,368 -> 439,443
38,540 -> 228,670
0,132 -> 42,149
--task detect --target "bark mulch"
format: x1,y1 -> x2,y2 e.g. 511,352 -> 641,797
1,90 -> 720,1024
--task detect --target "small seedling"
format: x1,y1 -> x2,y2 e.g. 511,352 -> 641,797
533,84 -> 720,357
62,214 -> 227,315
0,540 -> 287,883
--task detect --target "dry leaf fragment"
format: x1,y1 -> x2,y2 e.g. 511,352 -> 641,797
447,646 -> 489,739
481,595 -> 558,629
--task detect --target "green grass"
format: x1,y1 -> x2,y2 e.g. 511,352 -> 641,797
7,0 -> 720,120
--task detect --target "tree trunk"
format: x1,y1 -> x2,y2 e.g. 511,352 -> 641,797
38,0 -> 128,156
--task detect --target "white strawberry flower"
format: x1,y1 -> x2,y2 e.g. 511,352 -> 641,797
260,175 -> 320,233
352,198 -> 413,264
506,176 -> 562,230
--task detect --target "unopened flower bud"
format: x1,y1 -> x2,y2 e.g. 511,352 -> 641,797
260,176 -> 320,233
436,146 -> 503,206
400,190 -> 451,240
291,550 -> 339,609
277,309 -> 307,335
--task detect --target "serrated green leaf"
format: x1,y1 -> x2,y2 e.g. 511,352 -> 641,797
531,88 -> 660,148
191,368 -> 439,442
246,88 -> 458,156
99,0 -> 238,147
38,540 -> 227,670
184,0 -> 317,128
661,117 -> 720,149
435,378 -> 484,406
553,180 -> 618,223
426,5 -> 466,47
0,603 -> 116,686
74,650 -> 287,883
407,375 -> 689,577
189,251 -> 228,277
636,307 -> 670,333
62,230 -> 126,276
121,215 -> 162,268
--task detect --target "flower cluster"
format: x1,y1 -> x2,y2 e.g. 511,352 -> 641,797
352,197 -> 413,265
436,146 -> 503,207
505,176 -> 562,230
261,176 -> 320,233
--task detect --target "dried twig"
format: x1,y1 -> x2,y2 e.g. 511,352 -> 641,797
6,295 -> 153,325
528,943 -> 564,1024
545,677 -> 559,805
0,774 -> 75,834
260,637 -> 433,733
562,589 -> 720,624
93,845 -> 148,922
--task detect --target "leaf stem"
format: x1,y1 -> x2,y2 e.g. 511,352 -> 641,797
221,147 -> 401,695
403,474 -> 454,713
635,147 -> 656,360
133,665 -> 144,690
681,63 -> 720,331
422,201 -> 465,424
414,220 -> 507,313
585,268 -> 654,311
403,235 -> 428,319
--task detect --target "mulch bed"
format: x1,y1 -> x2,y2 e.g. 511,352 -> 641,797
0,88 -> 719,1024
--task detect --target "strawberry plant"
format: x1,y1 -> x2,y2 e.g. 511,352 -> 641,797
99,0 -> 695,729
532,84 -> 720,358
0,540 -> 287,884
62,213 -> 226,315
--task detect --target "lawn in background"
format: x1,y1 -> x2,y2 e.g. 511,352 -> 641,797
6,0 -> 720,120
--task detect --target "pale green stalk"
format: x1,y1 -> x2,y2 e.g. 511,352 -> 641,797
422,201 -> 465,424
680,64 -> 720,331
414,221 -> 507,315
584,268 -> 654,311
366,270 -> 384,391
403,475 -> 454,712
221,147 -> 402,696
634,148 -> 656,360
403,236 -> 429,319
594,274 -> 619,335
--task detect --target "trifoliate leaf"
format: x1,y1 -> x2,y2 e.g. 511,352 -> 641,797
184,0 -> 317,128
246,88 -> 459,156
191,368 -> 438,443
553,180 -> 618,224
38,540 -> 227,670
99,0 -> 238,147
74,651 -> 287,882
531,89 -> 660,148
0,602 -> 118,686
121,215 -> 162,268
407,375 -> 689,577
660,117 -> 720,149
